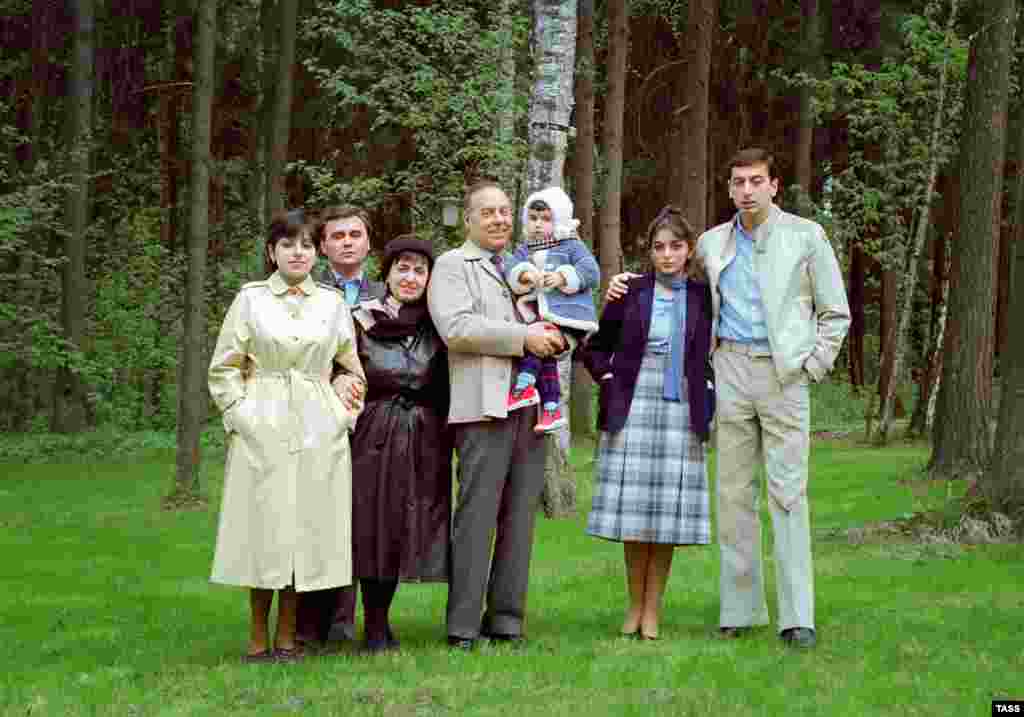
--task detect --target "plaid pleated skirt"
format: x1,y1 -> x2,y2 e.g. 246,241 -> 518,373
587,352 -> 710,545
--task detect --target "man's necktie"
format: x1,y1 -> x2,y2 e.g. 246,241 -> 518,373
490,254 -> 505,277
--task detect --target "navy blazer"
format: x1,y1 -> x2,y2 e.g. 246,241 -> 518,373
581,274 -> 714,441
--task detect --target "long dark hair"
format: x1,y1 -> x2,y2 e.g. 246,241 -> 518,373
645,205 -> 706,281
265,209 -> 310,275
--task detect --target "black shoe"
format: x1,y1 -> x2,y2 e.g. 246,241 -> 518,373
447,636 -> 475,651
362,636 -> 397,655
718,626 -> 750,639
780,627 -> 816,648
326,620 -> 356,643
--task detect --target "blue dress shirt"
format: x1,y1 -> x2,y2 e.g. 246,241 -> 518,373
717,216 -> 771,350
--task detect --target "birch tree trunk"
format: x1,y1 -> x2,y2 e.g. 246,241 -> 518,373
523,0 -> 578,519
266,0 -> 297,218
172,0 -> 217,502
875,0 -> 960,443
523,0 -> 576,194
52,0 -> 94,434
930,0 -> 1016,480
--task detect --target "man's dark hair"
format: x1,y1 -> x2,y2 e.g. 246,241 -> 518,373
463,180 -> 505,213
726,147 -> 778,180
315,205 -> 373,246
527,199 -> 551,212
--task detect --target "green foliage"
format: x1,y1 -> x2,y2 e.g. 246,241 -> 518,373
794,5 -> 967,270
302,0 -> 530,235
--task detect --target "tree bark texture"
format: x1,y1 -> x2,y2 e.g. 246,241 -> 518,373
523,0 -> 577,194
267,0 -> 296,218
174,0 -> 217,498
984,93 -> 1024,511
931,0 -> 1016,479
599,0 -> 627,287
909,228 -> 949,435
876,0 -> 959,443
570,0 -> 596,442
794,0 -> 821,216
876,266 -> 897,410
53,0 -> 94,434
670,0 -> 716,231
846,242 -> 866,388
493,0 -> 519,189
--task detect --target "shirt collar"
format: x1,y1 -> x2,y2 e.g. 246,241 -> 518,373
332,270 -> 363,286
269,271 -> 317,296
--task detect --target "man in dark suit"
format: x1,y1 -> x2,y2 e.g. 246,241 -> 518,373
297,205 -> 384,647
317,205 -> 385,304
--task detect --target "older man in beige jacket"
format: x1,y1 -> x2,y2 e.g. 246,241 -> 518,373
428,180 -> 565,649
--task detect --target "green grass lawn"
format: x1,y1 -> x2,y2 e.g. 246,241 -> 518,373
1,432 -> 1021,716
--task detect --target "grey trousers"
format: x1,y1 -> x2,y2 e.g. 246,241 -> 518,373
447,409 -> 547,639
714,347 -> 814,633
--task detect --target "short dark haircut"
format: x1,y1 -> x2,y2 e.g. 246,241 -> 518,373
315,205 -> 373,246
265,209 -> 311,274
527,199 -> 551,212
726,147 -> 778,180
463,180 -> 505,213
645,204 -> 705,281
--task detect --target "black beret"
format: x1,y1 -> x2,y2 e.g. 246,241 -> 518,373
380,236 -> 435,279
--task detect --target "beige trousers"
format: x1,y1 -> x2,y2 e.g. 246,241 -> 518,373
713,345 -> 813,633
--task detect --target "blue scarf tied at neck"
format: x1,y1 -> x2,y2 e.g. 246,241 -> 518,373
657,273 -> 687,401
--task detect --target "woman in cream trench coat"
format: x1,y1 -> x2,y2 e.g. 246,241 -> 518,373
208,209 -> 366,662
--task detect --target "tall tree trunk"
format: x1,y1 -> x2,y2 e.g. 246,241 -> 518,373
794,0 -> 821,217
570,0 -> 596,444
876,0 -> 959,443
266,0 -> 297,218
523,0 -> 578,519
876,266 -> 898,410
984,84 -> 1024,511
670,0 -> 716,231
173,0 -> 217,500
52,0 -> 94,434
930,0 -> 1016,480
909,226 -> 949,435
246,0 -> 275,275
846,242 -> 866,389
493,0 -> 520,189
523,0 -> 577,193
599,0 -> 627,290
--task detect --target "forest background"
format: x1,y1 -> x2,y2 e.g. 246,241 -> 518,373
1,0 -> 1023,524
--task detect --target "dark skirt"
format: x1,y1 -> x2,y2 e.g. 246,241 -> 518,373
587,352 -> 710,545
350,396 -> 452,582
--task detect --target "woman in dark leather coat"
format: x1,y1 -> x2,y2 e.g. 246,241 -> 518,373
348,236 -> 452,653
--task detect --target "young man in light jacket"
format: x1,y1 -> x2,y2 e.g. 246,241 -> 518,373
607,148 -> 850,648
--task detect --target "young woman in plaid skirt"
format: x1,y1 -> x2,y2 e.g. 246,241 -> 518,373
581,206 -> 714,640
